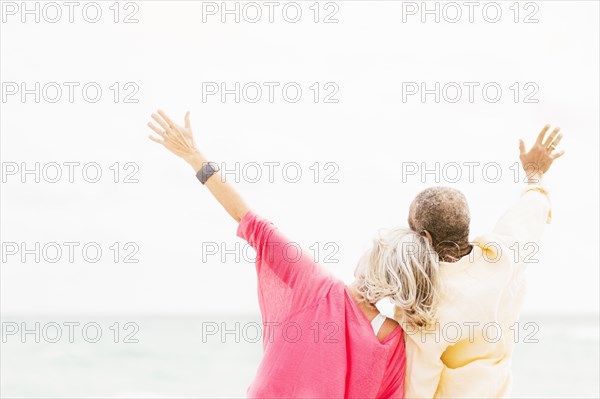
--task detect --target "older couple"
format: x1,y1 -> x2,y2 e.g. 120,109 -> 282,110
147,112 -> 563,399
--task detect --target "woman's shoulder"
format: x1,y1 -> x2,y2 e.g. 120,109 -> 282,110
378,318 -> 402,343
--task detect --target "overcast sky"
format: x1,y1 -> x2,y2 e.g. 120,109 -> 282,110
1,0 -> 598,315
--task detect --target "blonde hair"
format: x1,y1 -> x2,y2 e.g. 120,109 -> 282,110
354,228 -> 441,328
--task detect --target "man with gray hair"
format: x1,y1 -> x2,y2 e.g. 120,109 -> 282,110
397,125 -> 565,398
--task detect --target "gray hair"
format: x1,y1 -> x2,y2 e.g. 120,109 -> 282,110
354,228 -> 441,328
409,187 -> 471,262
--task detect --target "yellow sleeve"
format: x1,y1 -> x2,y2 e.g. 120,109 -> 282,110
491,179 -> 551,259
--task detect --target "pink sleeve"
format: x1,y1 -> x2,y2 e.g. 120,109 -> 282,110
376,335 -> 406,399
237,210 -> 335,323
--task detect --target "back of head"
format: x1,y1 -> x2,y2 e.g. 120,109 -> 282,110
409,187 -> 471,262
354,228 -> 441,328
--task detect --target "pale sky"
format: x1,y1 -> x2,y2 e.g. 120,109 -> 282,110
1,0 -> 598,315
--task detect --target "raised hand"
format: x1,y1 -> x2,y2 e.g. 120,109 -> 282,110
518,124 -> 565,181
147,110 -> 200,164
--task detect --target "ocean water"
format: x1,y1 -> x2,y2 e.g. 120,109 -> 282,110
1,314 -> 598,398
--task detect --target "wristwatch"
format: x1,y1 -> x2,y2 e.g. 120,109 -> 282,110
196,162 -> 220,185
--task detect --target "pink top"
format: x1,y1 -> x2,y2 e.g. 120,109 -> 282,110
237,211 -> 406,399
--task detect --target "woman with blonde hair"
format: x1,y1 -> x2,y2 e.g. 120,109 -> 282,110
147,109 -> 441,399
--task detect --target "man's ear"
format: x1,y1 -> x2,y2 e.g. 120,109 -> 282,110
421,229 -> 433,246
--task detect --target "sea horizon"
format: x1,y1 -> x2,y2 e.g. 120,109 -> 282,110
1,313 -> 598,398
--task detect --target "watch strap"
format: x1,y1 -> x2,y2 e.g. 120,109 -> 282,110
196,161 -> 220,185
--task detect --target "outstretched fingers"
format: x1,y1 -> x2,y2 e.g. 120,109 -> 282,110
147,122 -> 167,146
147,121 -> 166,138
152,113 -> 172,133
153,110 -> 188,148
518,139 -> 526,158
185,111 -> 191,129
543,127 -> 561,148
148,134 -> 165,145
549,132 -> 563,148
536,124 -> 551,145
157,110 -> 177,129
147,109 -> 197,155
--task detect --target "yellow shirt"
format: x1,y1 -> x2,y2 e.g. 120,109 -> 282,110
400,181 -> 552,399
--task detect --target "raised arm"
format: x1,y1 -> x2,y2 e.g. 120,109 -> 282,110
492,124 -> 565,249
147,109 -> 250,222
